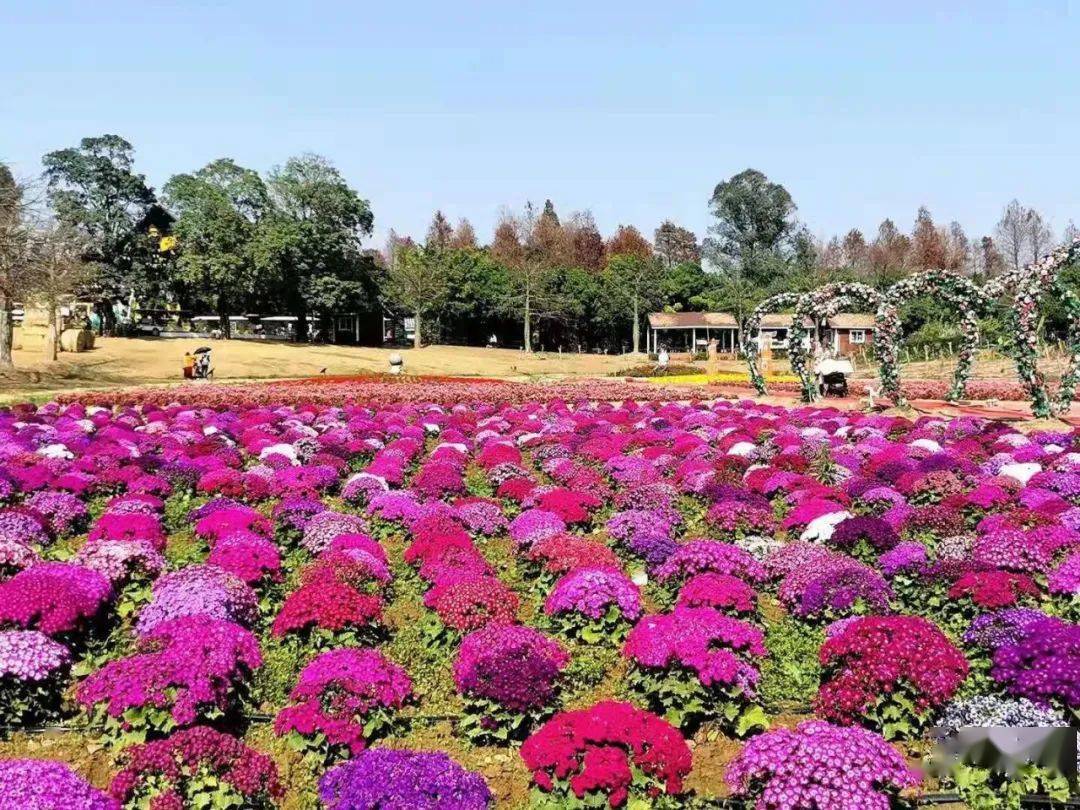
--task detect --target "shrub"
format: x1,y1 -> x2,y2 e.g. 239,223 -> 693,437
726,720 -> 919,810
543,567 -> 641,643
817,615 -> 968,739
319,749 -> 492,810
0,629 -> 70,728
0,561 -> 113,637
0,759 -> 118,809
274,647 -> 412,758
520,700 -> 692,808
110,726 -> 283,809
624,607 -> 767,732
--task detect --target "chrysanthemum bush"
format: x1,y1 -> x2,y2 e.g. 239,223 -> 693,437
0,629 -> 70,728
109,726 -> 283,809
0,759 -> 118,810
274,647 -> 412,758
520,700 -> 692,808
725,720 -> 920,810
817,615 -> 969,739
623,606 -> 768,733
77,615 -> 261,740
319,749 -> 492,810
543,566 -> 641,643
453,623 -> 569,741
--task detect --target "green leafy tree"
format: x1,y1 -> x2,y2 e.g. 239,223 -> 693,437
705,169 -> 797,286
654,221 -> 700,268
163,159 -> 269,337
257,154 -> 374,339
0,164 -> 33,366
383,244 -> 450,349
605,253 -> 663,354
441,248 -> 511,344
41,135 -> 159,304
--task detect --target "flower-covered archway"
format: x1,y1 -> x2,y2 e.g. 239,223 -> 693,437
742,292 -> 802,395
788,283 -> 885,402
984,238 -> 1080,418
877,270 -> 990,406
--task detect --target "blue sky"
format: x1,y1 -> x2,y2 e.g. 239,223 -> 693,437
2,1 -> 1077,249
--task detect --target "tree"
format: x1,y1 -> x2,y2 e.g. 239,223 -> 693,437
566,211 -> 605,271
654,221 -> 699,268
841,229 -> 868,272
0,164 -> 33,366
978,236 -> 1005,278
605,252 -> 662,354
41,135 -> 158,304
449,218 -> 477,250
1064,220 -> 1079,244
26,223 -> 92,362
606,224 -> 652,261
163,159 -> 269,337
426,210 -> 453,249
1025,208 -> 1053,263
910,207 -> 948,269
996,199 -> 1028,273
946,222 -> 971,273
868,219 -> 910,279
490,205 -> 566,352
383,244 -> 449,349
704,169 -> 797,285
257,154 -> 374,339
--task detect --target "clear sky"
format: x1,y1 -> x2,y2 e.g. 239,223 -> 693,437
2,1 -> 1078,250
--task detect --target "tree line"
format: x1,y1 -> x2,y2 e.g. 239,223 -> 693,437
1,135 -> 1076,366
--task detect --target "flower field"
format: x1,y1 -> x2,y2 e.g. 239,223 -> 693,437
1,383 -> 1079,808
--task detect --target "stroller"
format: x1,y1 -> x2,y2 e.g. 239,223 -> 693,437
183,347 -> 214,380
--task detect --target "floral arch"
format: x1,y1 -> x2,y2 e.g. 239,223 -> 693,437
985,238 -> 1080,417
742,292 -> 802,395
877,270 -> 990,406
788,283 -> 885,403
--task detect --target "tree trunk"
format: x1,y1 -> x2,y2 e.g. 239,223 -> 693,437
43,301 -> 58,363
0,293 -> 12,367
413,310 -> 422,349
631,295 -> 640,354
523,289 -> 532,353
218,295 -> 231,339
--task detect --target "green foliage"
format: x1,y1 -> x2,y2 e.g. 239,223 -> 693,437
625,664 -> 764,734
759,612 -> 822,712
949,762 -> 1072,810
0,675 -> 68,733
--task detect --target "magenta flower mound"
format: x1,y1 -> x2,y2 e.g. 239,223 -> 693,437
274,647 -> 412,755
725,720 -> 920,810
319,749 -> 492,810
0,506 -> 51,546
779,555 -> 892,620
624,607 -> 766,691
87,512 -> 166,551
817,615 -> 968,734
829,515 -> 900,552
544,567 -> 642,622
0,536 -> 39,575
24,490 -> 89,536
0,561 -> 112,636
654,540 -> 767,585
520,700 -> 692,807
207,532 -> 282,584
77,615 -> 262,728
0,759 -> 119,810
508,509 -> 566,548
1049,549 -> 1080,595
0,629 -> 70,681
677,573 -> 757,614
109,726 -> 283,808
991,616 -> 1080,711
135,564 -> 259,635
454,624 -> 570,712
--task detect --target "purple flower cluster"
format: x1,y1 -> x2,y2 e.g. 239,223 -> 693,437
319,749 -> 492,810
991,616 -> 1080,711
135,564 -> 259,635
655,540 -> 767,585
544,566 -> 642,621
726,720 -> 919,810
0,629 -> 70,681
0,759 -> 118,810
454,624 -> 569,712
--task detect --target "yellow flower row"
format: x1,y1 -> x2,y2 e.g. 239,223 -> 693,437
643,372 -> 799,385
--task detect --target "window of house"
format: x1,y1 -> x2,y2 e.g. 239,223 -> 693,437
849,329 -> 866,344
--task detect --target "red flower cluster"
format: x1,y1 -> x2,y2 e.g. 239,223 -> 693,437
817,615 -> 968,729
520,700 -> 692,807
527,535 -> 621,577
424,577 -> 519,631
272,579 -> 383,637
947,570 -> 1040,609
110,726 -> 283,807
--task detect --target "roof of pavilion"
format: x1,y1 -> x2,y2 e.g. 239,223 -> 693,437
647,312 -> 738,328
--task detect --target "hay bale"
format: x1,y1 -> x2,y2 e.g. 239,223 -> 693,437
60,328 -> 94,353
